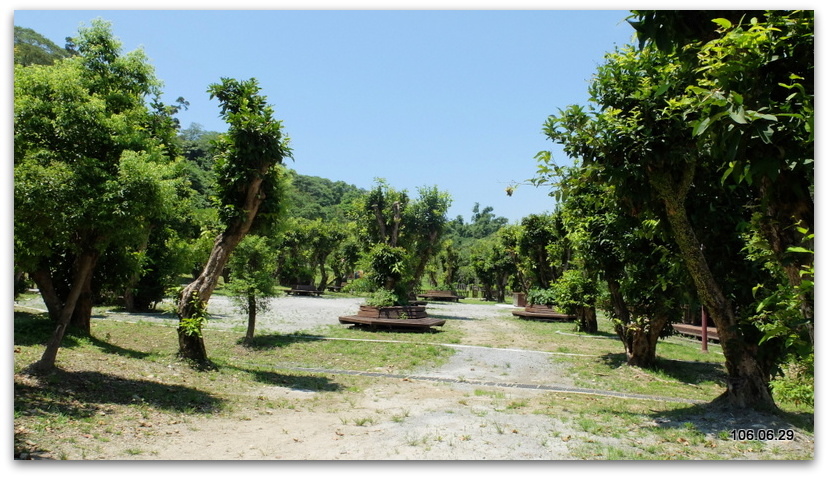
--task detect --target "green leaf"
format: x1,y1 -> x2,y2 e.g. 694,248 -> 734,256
787,246 -> 813,254
721,162 -> 736,184
712,18 -> 733,29
729,106 -> 748,124
692,117 -> 712,137
756,123 -> 774,144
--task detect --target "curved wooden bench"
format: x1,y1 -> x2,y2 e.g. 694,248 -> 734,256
512,304 -> 576,322
286,285 -> 323,296
338,305 -> 444,331
338,315 -> 446,330
417,290 -> 461,302
673,323 -> 719,342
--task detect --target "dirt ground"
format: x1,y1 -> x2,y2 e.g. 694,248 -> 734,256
14,296 -> 815,461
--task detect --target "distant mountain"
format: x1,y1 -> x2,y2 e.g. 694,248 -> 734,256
284,169 -> 365,222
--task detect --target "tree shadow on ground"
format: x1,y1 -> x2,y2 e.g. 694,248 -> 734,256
240,333 -> 325,350
15,369 -> 224,418
14,311 -> 70,347
342,324 -> 447,334
221,363 -> 343,392
15,311 -> 153,361
599,353 -> 727,387
645,401 -> 815,437
652,358 -> 727,386
428,312 -> 475,322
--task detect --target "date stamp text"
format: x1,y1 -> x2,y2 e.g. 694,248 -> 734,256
729,429 -> 795,441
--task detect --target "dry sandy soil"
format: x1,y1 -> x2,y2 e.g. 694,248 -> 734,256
15,296 -> 815,461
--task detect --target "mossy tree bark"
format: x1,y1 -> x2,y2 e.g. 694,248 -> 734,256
649,167 -> 776,410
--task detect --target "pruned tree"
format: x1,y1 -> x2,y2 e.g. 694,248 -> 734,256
405,186 -> 452,293
351,179 -> 451,304
175,77 -> 291,366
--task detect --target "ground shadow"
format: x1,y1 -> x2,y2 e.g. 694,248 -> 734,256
15,312 -> 154,361
645,401 -> 814,437
427,312 -> 476,322
239,333 -> 326,350
599,353 -> 728,387
342,324 -> 446,334
15,369 -> 224,418
222,363 -> 343,392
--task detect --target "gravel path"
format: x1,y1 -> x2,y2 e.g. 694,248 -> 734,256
14,294 -> 814,460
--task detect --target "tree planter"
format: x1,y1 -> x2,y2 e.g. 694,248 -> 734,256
338,304 -> 445,330
356,305 -> 428,319
512,304 -> 576,322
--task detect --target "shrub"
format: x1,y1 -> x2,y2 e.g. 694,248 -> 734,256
526,288 -> 556,307
365,289 -> 401,307
771,355 -> 814,407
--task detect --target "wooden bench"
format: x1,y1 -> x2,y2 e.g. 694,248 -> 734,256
673,323 -> 719,342
417,290 -> 461,302
338,305 -> 445,331
286,284 -> 323,296
512,304 -> 576,322
338,315 -> 446,331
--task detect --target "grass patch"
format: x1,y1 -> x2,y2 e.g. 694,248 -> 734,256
13,309 -> 452,459
500,313 -> 729,402
14,302 -> 813,460
534,393 -> 813,460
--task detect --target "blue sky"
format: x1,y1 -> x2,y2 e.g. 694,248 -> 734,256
12,7 -> 637,224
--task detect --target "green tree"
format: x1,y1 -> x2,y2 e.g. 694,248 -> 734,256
327,226 -> 362,289
538,23 -> 790,408
14,25 -> 74,66
176,77 -> 292,365
15,19 -> 179,373
273,218 -> 316,286
286,172 -> 365,222
627,10 -> 814,406
518,213 -> 569,290
227,235 -> 279,343
552,165 -> 686,366
304,218 -> 348,291
350,179 -> 451,304
469,227 -> 519,302
405,186 -> 452,292
548,268 -> 599,334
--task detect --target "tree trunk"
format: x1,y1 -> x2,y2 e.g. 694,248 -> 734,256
30,250 -> 97,373
389,201 -> 402,247
317,261 -> 329,292
624,313 -> 670,369
608,278 -> 669,368
176,174 -> 266,365
70,261 -> 96,335
649,168 -> 776,410
29,267 -> 62,322
606,278 -> 630,329
14,270 -> 25,298
245,292 -> 257,343
177,229 -> 245,364
576,306 -> 597,334
123,229 -> 151,312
